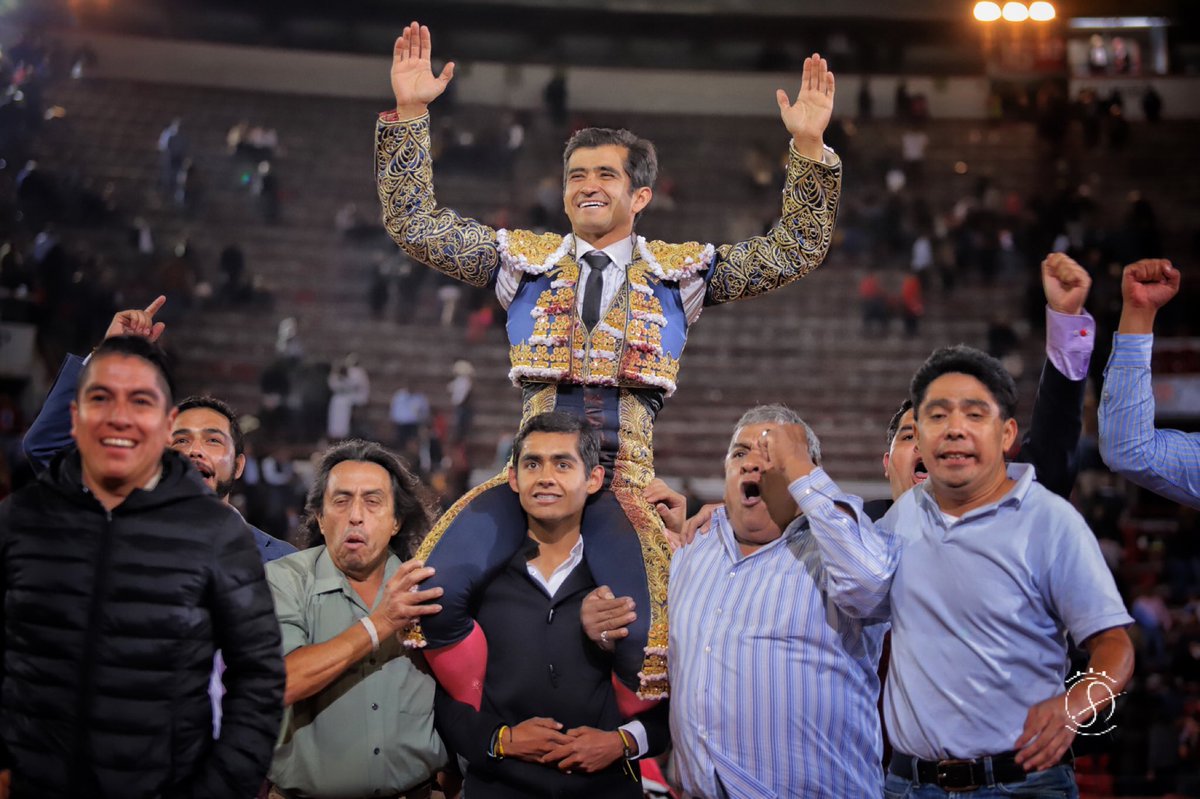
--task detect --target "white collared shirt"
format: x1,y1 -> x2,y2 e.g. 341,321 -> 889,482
523,534 -> 648,758
525,535 -> 585,598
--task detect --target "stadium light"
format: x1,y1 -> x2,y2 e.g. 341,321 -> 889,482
1002,2 -> 1030,22
1028,1 -> 1055,21
974,1 -> 1002,22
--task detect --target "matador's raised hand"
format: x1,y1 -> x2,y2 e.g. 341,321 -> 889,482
391,21 -> 456,119
777,53 -> 835,162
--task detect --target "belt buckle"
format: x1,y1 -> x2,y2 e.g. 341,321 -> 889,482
935,758 -> 981,792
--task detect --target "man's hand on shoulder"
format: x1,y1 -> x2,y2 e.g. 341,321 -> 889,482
368,558 -> 443,639
644,478 -> 686,548
580,586 -> 635,652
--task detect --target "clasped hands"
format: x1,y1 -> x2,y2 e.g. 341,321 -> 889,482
500,718 -> 632,773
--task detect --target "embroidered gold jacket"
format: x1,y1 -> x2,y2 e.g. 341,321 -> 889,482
375,112 -> 841,400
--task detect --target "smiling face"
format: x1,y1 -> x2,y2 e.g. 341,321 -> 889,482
508,430 -> 604,536
722,423 -> 797,547
883,408 -> 928,501
915,372 -> 1017,504
70,353 -> 176,504
171,407 -> 244,499
563,144 -> 652,249
318,460 -> 399,580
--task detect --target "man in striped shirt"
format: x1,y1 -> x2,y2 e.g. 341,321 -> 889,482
666,404 -> 895,798
1099,259 -> 1200,508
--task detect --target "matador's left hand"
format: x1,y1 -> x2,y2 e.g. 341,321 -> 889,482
777,53 -> 835,161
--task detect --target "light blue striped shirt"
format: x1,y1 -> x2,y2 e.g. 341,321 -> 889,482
668,468 -> 895,799
1099,333 -> 1200,509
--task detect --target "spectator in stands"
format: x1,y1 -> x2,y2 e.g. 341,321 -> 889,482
857,77 -> 873,120
1,335 -> 285,797
584,404 -> 892,796
859,269 -> 888,335
437,412 -> 669,797
878,345 -> 1134,798
327,354 -> 370,441
390,382 -> 431,450
378,21 -> 840,709
447,358 -> 474,444
157,117 -> 187,194
16,159 -> 61,231
1142,85 -> 1163,123
543,68 -> 568,126
899,272 -> 923,337
265,439 -> 449,799
900,125 -> 928,187
253,160 -> 280,223
1099,259 -> 1199,508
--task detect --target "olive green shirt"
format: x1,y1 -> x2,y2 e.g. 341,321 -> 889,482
266,546 -> 446,798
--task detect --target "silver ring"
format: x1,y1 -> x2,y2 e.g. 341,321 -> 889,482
601,630 -> 609,643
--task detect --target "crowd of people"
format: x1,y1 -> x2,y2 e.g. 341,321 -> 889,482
1,18 -> 1199,799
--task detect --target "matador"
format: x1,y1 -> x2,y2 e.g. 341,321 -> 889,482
376,21 -> 841,706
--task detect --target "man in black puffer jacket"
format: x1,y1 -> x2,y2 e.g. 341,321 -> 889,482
0,336 -> 284,798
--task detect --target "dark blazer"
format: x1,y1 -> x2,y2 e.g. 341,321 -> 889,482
864,357 -> 1088,521
435,538 -> 669,799
21,354 -> 296,562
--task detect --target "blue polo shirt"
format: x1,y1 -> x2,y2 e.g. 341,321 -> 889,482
880,463 -> 1132,760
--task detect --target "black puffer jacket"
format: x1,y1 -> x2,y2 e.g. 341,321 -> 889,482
0,448 -> 285,798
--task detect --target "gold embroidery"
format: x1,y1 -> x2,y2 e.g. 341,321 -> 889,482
504,229 -> 567,271
644,240 -> 710,275
376,115 -> 500,288
706,147 -> 841,304
612,484 -> 672,699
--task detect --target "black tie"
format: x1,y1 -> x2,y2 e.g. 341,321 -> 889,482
580,251 -> 611,330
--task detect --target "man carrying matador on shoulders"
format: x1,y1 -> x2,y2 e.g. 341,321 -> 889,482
376,20 -> 841,709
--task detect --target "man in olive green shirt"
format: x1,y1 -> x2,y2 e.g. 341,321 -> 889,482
266,440 -> 447,799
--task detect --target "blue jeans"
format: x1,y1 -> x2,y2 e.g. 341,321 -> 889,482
884,764 -> 1079,798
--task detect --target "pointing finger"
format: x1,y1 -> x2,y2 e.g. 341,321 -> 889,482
144,295 -> 166,317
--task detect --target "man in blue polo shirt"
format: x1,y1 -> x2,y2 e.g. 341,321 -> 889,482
877,345 -> 1134,798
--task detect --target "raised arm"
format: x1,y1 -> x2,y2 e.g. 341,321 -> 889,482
706,55 -> 841,305
376,23 -> 501,288
1099,260 -> 1200,507
1018,254 -> 1094,499
760,425 -> 899,620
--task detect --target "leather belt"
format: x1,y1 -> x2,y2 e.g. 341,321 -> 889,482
889,750 -> 1072,792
